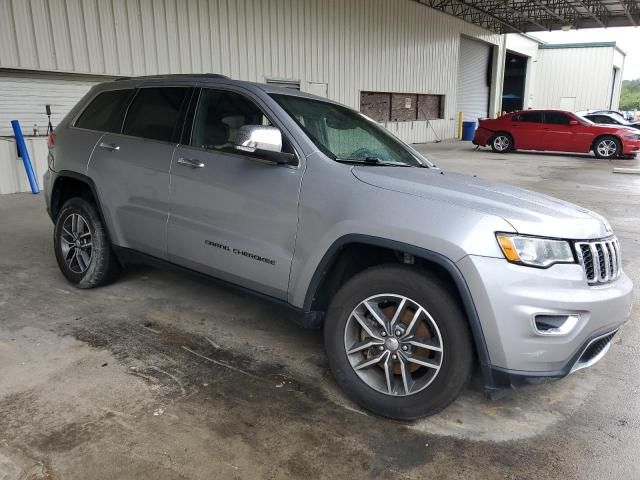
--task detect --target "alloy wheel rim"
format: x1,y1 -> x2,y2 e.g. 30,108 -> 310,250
60,213 -> 93,274
494,136 -> 509,151
597,140 -> 617,157
344,294 -> 444,397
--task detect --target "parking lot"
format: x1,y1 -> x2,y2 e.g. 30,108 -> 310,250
1,141 -> 639,480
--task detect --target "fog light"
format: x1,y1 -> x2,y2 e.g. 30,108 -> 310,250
533,314 -> 579,336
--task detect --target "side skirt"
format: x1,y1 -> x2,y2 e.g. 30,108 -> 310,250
113,246 -> 317,328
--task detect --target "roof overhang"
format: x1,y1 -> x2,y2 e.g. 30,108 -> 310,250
415,0 -> 640,34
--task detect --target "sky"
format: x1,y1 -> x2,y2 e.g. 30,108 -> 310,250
530,27 -> 639,80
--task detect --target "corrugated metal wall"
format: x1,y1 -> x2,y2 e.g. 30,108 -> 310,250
0,71 -> 103,136
0,137 -> 48,194
533,47 -> 620,111
0,0 -> 503,144
456,37 -> 492,123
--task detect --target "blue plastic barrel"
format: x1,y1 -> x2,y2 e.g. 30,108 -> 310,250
461,121 -> 476,141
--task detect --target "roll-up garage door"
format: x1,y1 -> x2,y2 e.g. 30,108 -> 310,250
456,37 -> 491,123
0,71 -> 102,136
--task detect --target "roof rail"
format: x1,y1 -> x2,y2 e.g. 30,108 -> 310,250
115,73 -> 230,81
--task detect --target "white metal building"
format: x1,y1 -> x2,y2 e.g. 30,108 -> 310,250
535,43 -> 625,111
0,0 -> 633,194
0,0 -> 504,143
505,34 -> 626,112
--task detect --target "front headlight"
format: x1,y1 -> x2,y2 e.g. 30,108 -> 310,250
496,233 -> 575,268
624,132 -> 640,140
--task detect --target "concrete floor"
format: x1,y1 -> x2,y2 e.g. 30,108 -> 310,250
1,142 -> 639,479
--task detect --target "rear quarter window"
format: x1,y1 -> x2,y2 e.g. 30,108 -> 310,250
74,89 -> 134,133
511,112 -> 543,123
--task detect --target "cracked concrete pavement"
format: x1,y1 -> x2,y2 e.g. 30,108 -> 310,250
0,141 -> 638,479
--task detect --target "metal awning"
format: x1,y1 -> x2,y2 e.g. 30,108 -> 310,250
415,0 -> 640,33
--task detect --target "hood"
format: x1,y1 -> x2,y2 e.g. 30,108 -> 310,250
588,124 -> 638,135
352,167 -> 611,239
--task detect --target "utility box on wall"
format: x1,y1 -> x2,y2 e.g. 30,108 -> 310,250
360,92 -> 445,122
360,92 -> 392,122
391,94 -> 418,122
417,95 -> 444,120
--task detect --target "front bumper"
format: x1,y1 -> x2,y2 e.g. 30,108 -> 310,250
457,255 -> 633,382
622,138 -> 640,155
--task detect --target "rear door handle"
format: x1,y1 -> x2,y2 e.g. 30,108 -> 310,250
98,142 -> 120,152
177,157 -> 205,168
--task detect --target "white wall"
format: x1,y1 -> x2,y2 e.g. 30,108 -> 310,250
0,137 -> 48,195
613,49 -> 625,69
0,0 -> 504,145
0,71 -> 104,137
611,49 -> 625,110
0,0 -> 508,193
533,46 -> 621,111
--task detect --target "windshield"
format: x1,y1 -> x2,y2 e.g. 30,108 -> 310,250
271,94 -> 430,167
576,114 -> 595,125
613,117 -> 631,125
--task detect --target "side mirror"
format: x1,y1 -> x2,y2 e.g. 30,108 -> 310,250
569,120 -> 579,126
235,125 -> 295,164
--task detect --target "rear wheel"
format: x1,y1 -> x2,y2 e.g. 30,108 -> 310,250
53,197 -> 121,288
593,136 -> 621,159
324,265 -> 473,419
490,133 -> 513,153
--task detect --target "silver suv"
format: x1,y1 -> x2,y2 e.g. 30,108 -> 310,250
44,75 -> 633,419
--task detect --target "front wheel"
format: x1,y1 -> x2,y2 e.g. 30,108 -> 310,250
490,133 -> 513,153
324,265 -> 473,420
593,136 -> 621,159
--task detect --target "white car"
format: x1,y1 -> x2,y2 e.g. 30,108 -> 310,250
577,110 -> 640,129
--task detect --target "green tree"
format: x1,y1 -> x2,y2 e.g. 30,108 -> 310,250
620,79 -> 640,110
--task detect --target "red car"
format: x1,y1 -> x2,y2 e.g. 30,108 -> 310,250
473,109 -> 640,159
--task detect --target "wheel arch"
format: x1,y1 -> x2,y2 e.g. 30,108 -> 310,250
591,134 -> 621,152
302,234 -> 492,377
51,171 -> 114,243
490,131 -> 515,149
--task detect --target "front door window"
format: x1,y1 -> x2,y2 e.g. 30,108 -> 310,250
190,89 -> 273,152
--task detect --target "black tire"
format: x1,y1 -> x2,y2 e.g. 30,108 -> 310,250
53,197 -> 121,288
490,132 -> 513,153
593,136 -> 621,159
324,265 -> 473,420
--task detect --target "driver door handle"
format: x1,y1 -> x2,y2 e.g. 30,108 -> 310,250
98,142 -> 120,152
177,157 -> 205,168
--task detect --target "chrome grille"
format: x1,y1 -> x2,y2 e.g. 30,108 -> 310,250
575,237 -> 621,284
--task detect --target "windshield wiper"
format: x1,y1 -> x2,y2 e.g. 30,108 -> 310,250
335,157 -> 411,167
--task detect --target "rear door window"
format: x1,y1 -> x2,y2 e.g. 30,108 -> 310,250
123,87 -> 190,143
511,112 -> 543,123
544,112 -> 571,125
75,89 -> 134,133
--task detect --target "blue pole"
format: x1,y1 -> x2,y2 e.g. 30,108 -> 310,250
11,120 -> 40,194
